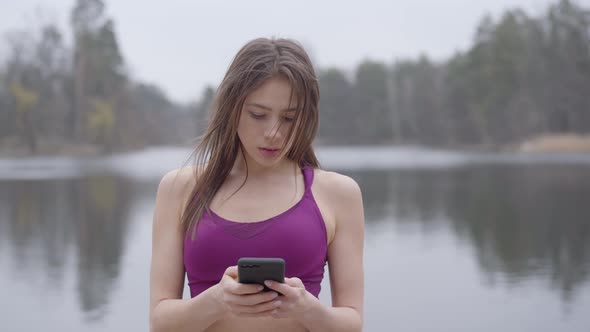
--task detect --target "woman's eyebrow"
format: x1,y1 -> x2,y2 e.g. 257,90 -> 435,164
245,102 -> 272,111
245,102 -> 298,112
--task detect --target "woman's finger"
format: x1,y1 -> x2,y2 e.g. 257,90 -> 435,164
264,280 -> 295,297
284,277 -> 304,287
229,282 -> 264,295
223,266 -> 238,278
231,298 -> 282,314
226,290 -> 279,306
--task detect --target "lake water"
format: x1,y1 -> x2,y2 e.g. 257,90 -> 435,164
1,146 -> 589,331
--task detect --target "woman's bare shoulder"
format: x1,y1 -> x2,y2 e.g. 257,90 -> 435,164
157,165 -> 199,208
313,168 -> 361,198
312,169 -> 363,235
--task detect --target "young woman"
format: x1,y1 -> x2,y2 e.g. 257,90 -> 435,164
149,37 -> 364,332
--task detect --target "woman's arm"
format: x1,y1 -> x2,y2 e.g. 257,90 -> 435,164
264,172 -> 365,331
301,173 -> 365,331
149,169 -> 224,332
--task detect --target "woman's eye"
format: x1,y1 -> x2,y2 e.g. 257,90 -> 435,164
248,112 -> 293,123
249,112 -> 265,119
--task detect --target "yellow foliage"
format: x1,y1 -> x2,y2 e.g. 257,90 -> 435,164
88,98 -> 115,138
520,134 -> 590,153
88,175 -> 117,211
9,83 -> 39,113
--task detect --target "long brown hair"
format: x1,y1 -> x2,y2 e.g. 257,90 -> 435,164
181,37 -> 321,239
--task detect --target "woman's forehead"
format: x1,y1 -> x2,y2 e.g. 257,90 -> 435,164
244,78 -> 300,111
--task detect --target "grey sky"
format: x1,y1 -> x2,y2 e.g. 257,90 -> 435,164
1,0 -> 584,103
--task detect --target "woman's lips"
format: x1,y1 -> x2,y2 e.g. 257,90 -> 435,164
259,147 -> 280,158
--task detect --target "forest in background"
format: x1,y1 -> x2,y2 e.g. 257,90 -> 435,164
0,0 -> 588,155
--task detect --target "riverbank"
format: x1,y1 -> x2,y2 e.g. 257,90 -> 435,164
516,134 -> 590,153
0,136 -> 138,158
0,141 -> 97,158
1,133 -> 589,158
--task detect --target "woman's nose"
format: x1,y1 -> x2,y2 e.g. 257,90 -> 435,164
264,118 -> 283,139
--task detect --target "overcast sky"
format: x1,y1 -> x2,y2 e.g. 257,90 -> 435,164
1,0 -> 587,103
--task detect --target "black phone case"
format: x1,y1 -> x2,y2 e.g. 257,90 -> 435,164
238,257 -> 285,292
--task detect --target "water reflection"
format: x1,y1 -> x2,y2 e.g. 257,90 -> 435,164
0,162 -> 589,328
347,164 -> 590,303
0,174 -> 134,320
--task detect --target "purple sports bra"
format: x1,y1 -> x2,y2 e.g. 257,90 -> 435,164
183,166 -> 328,298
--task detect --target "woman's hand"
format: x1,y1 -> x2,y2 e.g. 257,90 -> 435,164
263,277 -> 313,320
215,266 -> 283,318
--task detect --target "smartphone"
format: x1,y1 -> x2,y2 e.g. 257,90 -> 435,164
237,257 -> 285,292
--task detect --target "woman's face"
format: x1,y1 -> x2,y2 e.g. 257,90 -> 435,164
237,76 -> 298,168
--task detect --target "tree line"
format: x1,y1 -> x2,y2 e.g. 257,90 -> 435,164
1,0 -> 588,154
317,0 -> 590,147
0,0 -> 194,154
